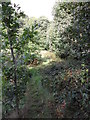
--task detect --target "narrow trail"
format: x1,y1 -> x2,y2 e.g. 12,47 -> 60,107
20,50 -> 59,118
8,50 -> 59,118
20,78 -> 53,118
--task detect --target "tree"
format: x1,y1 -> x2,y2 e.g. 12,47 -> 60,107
35,16 -> 50,49
1,2 -> 25,114
52,1 -> 89,59
46,21 -> 55,51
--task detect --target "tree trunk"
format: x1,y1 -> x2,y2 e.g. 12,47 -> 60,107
49,40 -> 53,52
7,30 -> 19,115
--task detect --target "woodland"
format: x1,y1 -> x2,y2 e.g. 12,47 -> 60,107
0,1 -> 90,118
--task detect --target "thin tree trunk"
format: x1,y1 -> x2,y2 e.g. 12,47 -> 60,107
7,30 -> 19,115
49,40 -> 52,52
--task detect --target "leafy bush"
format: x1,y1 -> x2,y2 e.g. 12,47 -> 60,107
41,60 -> 89,118
2,65 -> 31,117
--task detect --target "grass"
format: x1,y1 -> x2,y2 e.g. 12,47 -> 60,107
23,65 -> 54,118
28,66 -> 54,100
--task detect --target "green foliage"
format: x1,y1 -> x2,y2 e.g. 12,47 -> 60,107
1,2 -> 38,117
2,2 -> 25,48
51,2 -> 89,59
41,59 -> 89,118
33,16 -> 50,49
2,65 -> 31,116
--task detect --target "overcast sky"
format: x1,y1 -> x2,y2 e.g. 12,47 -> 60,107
11,0 -> 56,20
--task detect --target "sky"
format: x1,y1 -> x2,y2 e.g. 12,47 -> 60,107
11,0 -> 56,20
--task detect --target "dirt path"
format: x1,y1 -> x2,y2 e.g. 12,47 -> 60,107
39,50 -> 61,62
